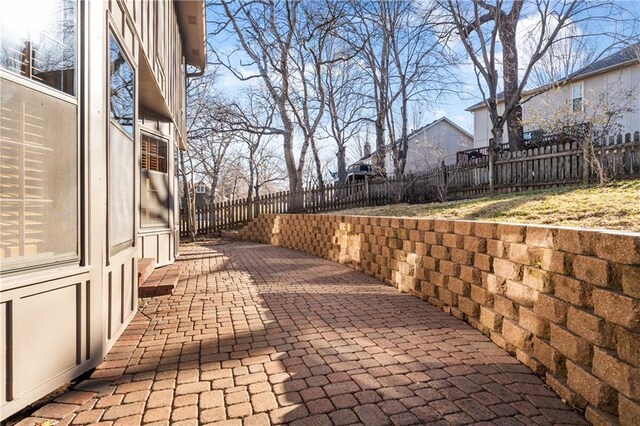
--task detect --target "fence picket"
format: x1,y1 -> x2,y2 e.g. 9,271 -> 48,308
180,131 -> 640,236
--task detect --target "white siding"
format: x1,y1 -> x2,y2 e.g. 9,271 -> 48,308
470,63 -> 640,148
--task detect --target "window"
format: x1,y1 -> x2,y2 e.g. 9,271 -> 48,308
572,83 -> 583,112
0,0 -> 78,273
196,185 -> 207,194
141,135 -> 167,173
141,134 -> 169,228
108,34 -> 135,252
0,0 -> 77,96
109,35 -> 134,135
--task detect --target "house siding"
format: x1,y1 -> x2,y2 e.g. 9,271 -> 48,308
0,1 -> 203,419
471,63 -> 640,149
403,120 -> 473,172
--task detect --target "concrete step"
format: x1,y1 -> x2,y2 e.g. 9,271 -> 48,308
138,258 -> 156,286
139,264 -> 181,298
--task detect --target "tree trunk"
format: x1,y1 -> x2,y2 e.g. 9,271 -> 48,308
179,150 -> 196,241
489,127 -> 504,193
309,135 -> 325,191
396,89 -> 409,177
374,115 -> 386,176
499,7 -> 525,151
336,145 -> 347,184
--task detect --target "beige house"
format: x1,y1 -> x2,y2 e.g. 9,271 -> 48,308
0,0 -> 205,418
352,117 -> 473,177
467,43 -> 640,149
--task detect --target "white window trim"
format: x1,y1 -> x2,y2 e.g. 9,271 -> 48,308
571,82 -> 584,112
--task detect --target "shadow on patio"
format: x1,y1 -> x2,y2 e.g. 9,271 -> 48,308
12,240 -> 587,426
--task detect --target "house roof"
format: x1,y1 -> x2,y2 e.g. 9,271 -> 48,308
465,41 -> 640,112
355,117 -> 473,163
175,1 -> 207,72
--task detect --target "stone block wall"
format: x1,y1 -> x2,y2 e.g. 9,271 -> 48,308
237,214 -> 640,425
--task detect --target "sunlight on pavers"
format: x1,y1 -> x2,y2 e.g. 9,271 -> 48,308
17,240 -> 586,425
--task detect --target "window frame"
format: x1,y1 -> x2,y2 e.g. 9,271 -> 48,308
141,132 -> 168,174
0,0 -> 78,97
140,130 -> 170,230
106,27 -> 136,256
0,0 -> 81,275
571,82 -> 584,112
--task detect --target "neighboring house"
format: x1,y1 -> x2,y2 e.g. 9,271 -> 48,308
467,42 -> 640,149
351,117 -> 473,178
195,183 -> 212,207
0,1 -> 205,419
181,182 -> 212,208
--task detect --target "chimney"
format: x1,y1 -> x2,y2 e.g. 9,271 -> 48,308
364,141 -> 371,158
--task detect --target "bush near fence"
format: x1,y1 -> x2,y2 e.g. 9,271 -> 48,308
180,131 -> 640,236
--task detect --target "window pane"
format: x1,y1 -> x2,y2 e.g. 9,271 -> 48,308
0,78 -> 78,271
572,84 -> 582,100
573,98 -> 582,112
109,125 -> 134,250
0,0 -> 76,96
109,36 -> 134,135
108,35 -> 135,251
141,134 -> 169,228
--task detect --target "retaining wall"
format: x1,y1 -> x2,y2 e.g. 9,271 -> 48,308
236,214 -> 640,425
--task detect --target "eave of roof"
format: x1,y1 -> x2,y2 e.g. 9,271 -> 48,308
175,1 -> 207,71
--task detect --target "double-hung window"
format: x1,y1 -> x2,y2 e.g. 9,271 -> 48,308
0,0 -> 78,273
572,83 -> 583,112
141,134 -> 169,228
108,34 -> 135,253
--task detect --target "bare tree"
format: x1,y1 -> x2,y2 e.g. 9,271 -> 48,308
322,52 -> 367,183
186,70 -> 239,202
385,1 -> 458,177
286,0 -> 351,191
235,91 -> 287,200
350,0 -> 458,178
211,0 -> 308,193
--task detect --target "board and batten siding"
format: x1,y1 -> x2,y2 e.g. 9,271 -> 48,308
0,0 -> 200,419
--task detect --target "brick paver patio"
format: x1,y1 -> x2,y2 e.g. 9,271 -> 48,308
18,240 -> 587,425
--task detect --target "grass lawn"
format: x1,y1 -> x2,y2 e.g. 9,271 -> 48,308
335,180 -> 640,232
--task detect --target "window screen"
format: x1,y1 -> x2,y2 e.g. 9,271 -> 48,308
0,0 -> 78,273
108,35 -> 135,252
141,134 -> 169,228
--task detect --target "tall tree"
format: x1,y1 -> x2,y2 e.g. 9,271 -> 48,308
287,0 -> 349,191
322,46 -> 367,183
350,0 -> 458,177
212,0 -> 307,193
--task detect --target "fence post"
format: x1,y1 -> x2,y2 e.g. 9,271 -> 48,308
364,176 -> 370,205
488,143 -> 495,193
582,135 -> 590,185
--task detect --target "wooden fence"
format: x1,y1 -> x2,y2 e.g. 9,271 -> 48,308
180,178 -> 400,236
180,130 -> 640,236
434,130 -> 640,199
